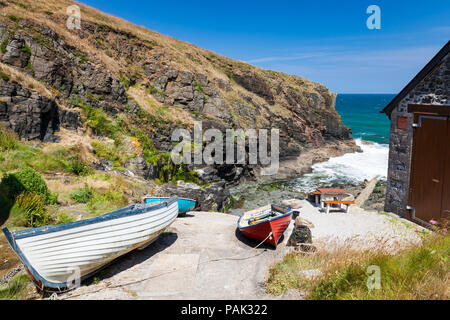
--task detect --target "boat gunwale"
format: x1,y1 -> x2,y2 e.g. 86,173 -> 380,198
143,197 -> 197,204
1,197 -> 178,290
237,204 -> 293,229
142,197 -> 197,203
5,196 -> 178,240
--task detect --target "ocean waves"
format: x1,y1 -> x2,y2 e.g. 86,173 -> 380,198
291,139 -> 389,193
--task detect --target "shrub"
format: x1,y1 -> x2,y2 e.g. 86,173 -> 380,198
2,167 -> 50,201
91,141 -> 120,164
70,187 -> 93,204
11,192 -> 49,227
1,39 -> 8,54
65,159 -> 92,176
0,72 -> 10,81
81,103 -> 121,139
47,191 -> 59,205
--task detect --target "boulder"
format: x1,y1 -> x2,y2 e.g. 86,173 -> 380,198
281,199 -> 303,209
1,38 -> 30,68
92,159 -> 113,172
194,166 -> 221,183
294,216 -> 315,229
0,79 -> 59,140
159,180 -> 232,212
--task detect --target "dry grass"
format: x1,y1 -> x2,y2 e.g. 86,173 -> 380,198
266,221 -> 450,300
127,85 -> 194,126
3,0 -> 322,92
0,0 -> 334,135
0,62 -> 53,98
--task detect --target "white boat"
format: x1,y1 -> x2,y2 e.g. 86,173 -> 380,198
2,196 -> 179,291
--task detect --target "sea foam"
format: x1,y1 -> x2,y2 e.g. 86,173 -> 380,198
292,139 -> 389,193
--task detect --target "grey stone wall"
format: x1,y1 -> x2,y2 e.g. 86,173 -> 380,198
385,52 -> 450,217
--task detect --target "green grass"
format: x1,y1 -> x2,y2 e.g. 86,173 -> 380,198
54,211 -> 76,225
0,142 -> 91,177
9,192 -> 50,227
0,71 -> 10,81
193,80 -> 204,94
8,15 -> 18,22
70,187 -> 94,204
0,125 -> 18,151
79,102 -> 123,141
266,231 -> 449,300
64,158 -> 92,176
0,274 -> 32,300
72,50 -> 88,65
87,189 -> 129,215
91,140 -> 133,168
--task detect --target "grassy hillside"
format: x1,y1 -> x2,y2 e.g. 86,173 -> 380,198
0,0 -> 356,228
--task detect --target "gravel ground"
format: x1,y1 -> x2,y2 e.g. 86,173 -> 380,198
298,200 -> 425,253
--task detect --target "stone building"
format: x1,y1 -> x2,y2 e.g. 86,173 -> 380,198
382,41 -> 449,227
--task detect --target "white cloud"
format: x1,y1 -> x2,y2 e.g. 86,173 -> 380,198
246,52 -> 329,63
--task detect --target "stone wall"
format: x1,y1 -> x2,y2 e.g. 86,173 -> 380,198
385,52 -> 450,217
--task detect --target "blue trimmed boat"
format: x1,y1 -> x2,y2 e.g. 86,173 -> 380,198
238,204 -> 293,248
2,197 -> 178,291
144,197 -> 196,215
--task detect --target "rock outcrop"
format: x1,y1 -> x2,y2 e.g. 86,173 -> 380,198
0,78 -> 59,140
158,181 -> 232,212
0,0 -> 359,184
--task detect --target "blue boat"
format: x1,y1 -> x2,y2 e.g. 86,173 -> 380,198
144,197 -> 196,215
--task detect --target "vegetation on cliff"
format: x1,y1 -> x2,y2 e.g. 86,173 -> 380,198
0,0 -> 355,228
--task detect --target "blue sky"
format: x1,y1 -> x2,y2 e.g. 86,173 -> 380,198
78,0 -> 449,93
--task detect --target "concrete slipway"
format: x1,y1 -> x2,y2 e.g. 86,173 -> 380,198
60,201 -> 422,300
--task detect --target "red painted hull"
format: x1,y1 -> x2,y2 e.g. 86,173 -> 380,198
239,213 -> 292,248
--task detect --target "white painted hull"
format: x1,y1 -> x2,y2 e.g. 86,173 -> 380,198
3,199 -> 178,290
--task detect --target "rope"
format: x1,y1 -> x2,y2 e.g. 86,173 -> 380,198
199,231 -> 273,263
61,232 -> 275,300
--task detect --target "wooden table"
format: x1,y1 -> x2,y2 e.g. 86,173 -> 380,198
323,200 -> 356,214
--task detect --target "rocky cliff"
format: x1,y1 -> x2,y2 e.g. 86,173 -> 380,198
0,0 -> 358,189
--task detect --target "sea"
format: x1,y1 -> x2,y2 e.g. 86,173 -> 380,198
290,94 -> 394,193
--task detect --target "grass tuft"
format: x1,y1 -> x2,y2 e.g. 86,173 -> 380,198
266,227 -> 449,300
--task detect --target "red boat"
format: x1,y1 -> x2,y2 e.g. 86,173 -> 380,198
237,204 -> 294,248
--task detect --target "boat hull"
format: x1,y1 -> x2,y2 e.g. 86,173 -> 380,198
238,206 -> 292,248
144,197 -> 196,214
2,197 -> 179,291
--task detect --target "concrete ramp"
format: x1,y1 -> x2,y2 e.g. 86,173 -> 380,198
61,212 -> 294,300
355,176 -> 379,207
